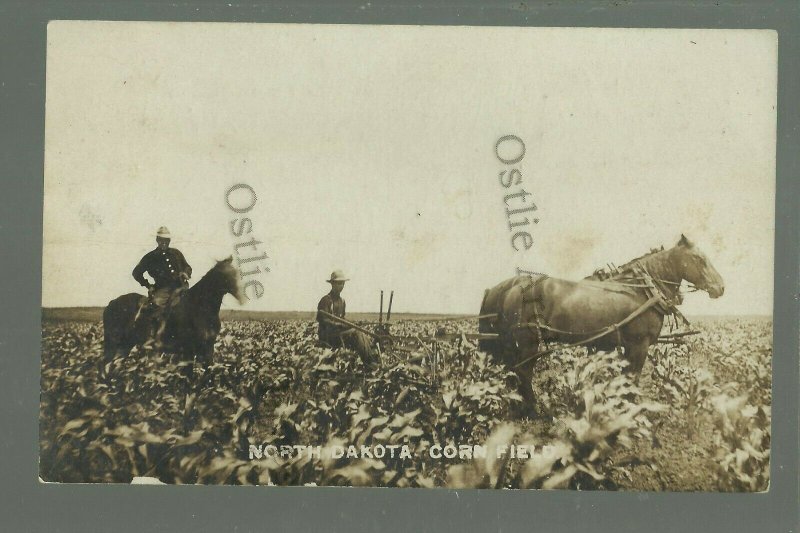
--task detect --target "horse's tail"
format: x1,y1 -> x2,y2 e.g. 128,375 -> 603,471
103,293 -> 145,360
479,275 -> 549,358
478,278 -> 521,354
102,304 -> 115,360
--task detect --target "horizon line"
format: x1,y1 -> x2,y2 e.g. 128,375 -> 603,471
40,306 -> 773,318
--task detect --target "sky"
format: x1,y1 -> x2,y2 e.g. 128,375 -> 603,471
42,22 -> 777,316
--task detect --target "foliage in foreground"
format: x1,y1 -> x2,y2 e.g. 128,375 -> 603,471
40,317 -> 772,490
448,351 -> 664,490
709,393 -> 770,491
41,321 -> 522,486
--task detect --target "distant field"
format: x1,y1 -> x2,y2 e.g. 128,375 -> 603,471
42,307 -> 105,322
41,307 -> 470,323
41,306 -> 771,324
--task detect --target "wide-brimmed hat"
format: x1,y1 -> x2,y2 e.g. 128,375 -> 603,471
156,226 -> 172,239
326,270 -> 349,283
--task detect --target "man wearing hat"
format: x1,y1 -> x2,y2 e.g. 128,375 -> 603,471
132,226 -> 192,348
316,270 -> 379,366
316,270 -> 352,348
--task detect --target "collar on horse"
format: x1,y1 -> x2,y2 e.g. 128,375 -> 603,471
586,262 -> 690,325
629,263 -> 691,328
510,264 -> 693,369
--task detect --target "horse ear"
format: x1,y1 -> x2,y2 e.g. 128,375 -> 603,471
678,234 -> 692,247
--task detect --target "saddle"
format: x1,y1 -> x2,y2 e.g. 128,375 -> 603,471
134,286 -> 186,331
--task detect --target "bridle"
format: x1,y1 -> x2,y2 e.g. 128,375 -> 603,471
599,262 -> 703,299
656,278 -> 701,294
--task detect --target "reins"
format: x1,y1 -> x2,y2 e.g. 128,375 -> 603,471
602,273 -> 699,295
509,261 -> 695,369
512,295 -> 663,369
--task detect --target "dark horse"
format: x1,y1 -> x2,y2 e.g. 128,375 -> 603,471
478,235 -> 724,411
103,257 -> 244,364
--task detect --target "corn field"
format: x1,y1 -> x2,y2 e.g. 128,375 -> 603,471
39,316 -> 771,490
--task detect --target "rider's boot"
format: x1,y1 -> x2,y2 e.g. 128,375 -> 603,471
140,313 -> 161,350
153,318 -> 168,351
141,327 -> 157,350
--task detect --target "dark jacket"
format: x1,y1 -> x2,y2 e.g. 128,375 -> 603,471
132,247 -> 192,290
316,292 -> 346,346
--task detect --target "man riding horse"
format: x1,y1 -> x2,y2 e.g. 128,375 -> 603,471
132,226 -> 192,349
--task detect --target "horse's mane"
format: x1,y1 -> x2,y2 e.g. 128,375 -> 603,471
589,245 -> 666,279
614,246 -> 666,273
188,259 -> 237,294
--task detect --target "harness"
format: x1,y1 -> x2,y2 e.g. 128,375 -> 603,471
509,263 -> 692,369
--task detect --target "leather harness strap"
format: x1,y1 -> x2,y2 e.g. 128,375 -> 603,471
510,261 -> 696,369
512,294 -> 663,369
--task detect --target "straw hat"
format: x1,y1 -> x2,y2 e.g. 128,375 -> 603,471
156,226 -> 172,239
326,270 -> 349,283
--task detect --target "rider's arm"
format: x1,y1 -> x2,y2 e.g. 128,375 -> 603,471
317,295 -> 341,328
317,295 -> 332,324
132,254 -> 152,288
175,250 -> 192,279
318,296 -> 349,336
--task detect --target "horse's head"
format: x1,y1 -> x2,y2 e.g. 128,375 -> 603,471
672,234 -> 725,298
214,256 -> 246,304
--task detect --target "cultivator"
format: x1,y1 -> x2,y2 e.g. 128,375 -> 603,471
319,285 -> 699,380
323,290 -> 500,349
318,289 -> 499,376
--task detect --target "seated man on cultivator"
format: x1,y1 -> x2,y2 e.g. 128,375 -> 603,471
316,270 -> 376,365
316,270 -> 350,347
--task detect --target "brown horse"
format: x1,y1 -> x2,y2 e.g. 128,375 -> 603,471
478,235 -> 724,411
103,257 -> 244,364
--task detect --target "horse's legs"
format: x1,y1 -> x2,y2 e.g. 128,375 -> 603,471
515,365 -> 536,407
623,337 -> 652,381
102,344 -> 117,364
198,345 -> 216,390
100,335 -> 133,378
513,347 -> 539,418
103,325 -> 128,361
176,353 -> 198,424
182,343 -> 215,423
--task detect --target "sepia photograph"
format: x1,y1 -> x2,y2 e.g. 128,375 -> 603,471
40,21 -> 776,490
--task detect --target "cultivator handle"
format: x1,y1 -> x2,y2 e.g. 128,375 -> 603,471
318,310 -> 391,341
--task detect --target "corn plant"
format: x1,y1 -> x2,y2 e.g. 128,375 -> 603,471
709,393 -> 770,492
